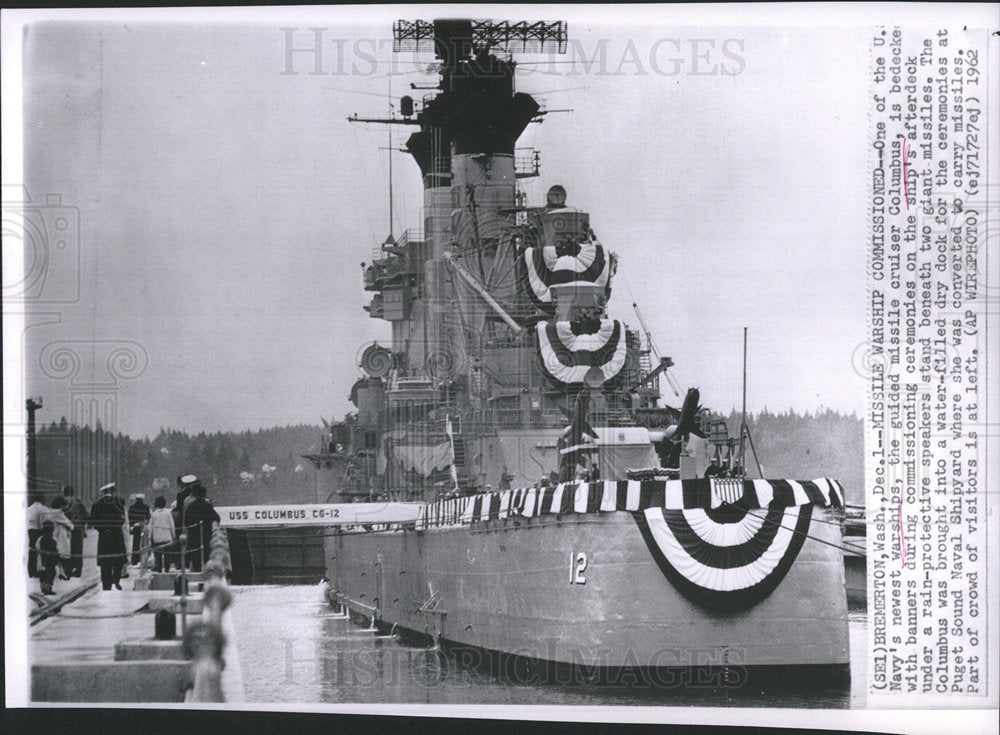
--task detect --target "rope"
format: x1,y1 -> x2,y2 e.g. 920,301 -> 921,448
28,542 -> 186,561
740,507 -> 868,557
50,610 -> 142,619
27,524 -> 219,559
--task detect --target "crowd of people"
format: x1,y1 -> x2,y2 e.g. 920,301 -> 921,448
27,474 -> 221,594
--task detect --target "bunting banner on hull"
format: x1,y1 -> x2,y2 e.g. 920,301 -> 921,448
521,238 -> 614,307
427,476 -> 844,526
422,476 -> 842,611
634,503 -> 813,611
535,318 -> 628,386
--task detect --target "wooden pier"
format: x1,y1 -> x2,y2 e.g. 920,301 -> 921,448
29,527 -> 244,702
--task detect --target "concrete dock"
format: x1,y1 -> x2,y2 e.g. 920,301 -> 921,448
28,531 -> 243,703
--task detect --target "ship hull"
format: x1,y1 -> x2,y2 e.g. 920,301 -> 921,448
324,507 -> 850,671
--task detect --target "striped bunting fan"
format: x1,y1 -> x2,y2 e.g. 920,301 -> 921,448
449,477 -> 843,522
520,236 -> 615,308
535,318 -> 628,386
634,503 -> 813,610
437,477 -> 844,610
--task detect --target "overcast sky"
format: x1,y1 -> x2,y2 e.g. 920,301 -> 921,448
12,6 -> 877,438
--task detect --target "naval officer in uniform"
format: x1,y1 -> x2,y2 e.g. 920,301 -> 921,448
89,482 -> 127,590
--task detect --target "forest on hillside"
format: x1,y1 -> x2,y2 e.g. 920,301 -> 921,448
30,408 -> 863,507
717,408 -> 864,504
31,419 -> 326,507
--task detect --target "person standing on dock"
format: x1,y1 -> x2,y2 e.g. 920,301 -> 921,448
183,483 -> 219,572
61,485 -> 89,577
128,494 -> 150,565
174,474 -> 197,546
175,474 -> 197,518
89,482 -> 127,590
35,521 -> 59,595
26,492 -> 46,579
149,495 -> 176,572
41,496 -> 74,580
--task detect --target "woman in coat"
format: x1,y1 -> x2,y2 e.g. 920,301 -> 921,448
41,495 -> 74,580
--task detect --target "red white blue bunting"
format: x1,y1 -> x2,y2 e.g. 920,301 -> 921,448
521,238 -> 614,308
635,503 -> 813,610
417,477 -> 843,526
414,477 -> 842,610
536,318 -> 628,386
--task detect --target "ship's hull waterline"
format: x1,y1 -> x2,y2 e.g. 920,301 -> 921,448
324,507 -> 849,672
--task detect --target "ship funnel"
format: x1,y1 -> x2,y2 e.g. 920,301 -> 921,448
400,95 -> 414,118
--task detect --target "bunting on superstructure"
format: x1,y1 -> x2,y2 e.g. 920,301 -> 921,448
521,236 -> 615,308
536,318 -> 628,386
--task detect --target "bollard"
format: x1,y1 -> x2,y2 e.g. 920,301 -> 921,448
154,609 -> 177,640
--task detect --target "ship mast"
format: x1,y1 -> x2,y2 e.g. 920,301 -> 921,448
347,18 -> 568,497
324,18 -> 705,501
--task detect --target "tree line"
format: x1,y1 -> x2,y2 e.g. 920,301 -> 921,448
30,408 -> 863,507
31,419 -> 327,507
717,407 -> 864,505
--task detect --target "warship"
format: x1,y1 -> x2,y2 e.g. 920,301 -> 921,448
307,18 -> 850,676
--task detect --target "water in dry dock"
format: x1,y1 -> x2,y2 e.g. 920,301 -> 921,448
232,585 -> 867,707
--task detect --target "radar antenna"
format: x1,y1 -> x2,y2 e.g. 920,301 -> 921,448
392,19 -> 567,57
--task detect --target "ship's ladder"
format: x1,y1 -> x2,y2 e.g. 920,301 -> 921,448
452,437 -> 467,467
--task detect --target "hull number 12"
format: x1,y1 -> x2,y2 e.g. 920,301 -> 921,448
569,552 -> 588,584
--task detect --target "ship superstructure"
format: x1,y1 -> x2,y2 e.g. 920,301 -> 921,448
307,19 -> 698,502
308,19 -> 851,675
